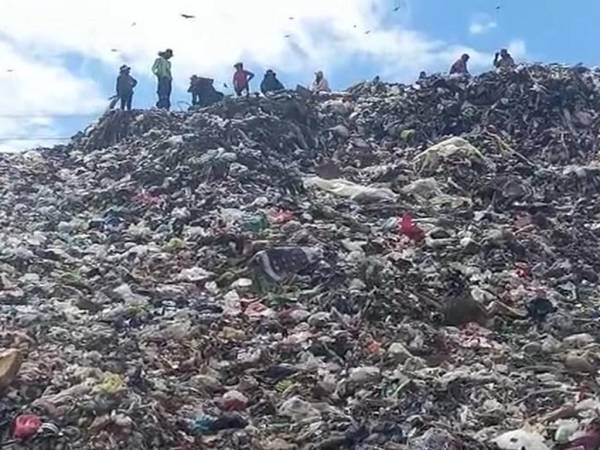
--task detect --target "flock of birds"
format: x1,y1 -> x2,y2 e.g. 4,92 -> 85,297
4,1 -> 504,74
99,3 -> 412,62
172,3 -> 410,37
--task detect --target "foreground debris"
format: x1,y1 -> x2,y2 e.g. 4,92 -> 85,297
2,64 -> 600,449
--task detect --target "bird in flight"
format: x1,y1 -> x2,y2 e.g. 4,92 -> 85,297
393,6 -> 401,11
111,48 -> 119,52
131,22 -> 137,27
284,34 -> 291,38
6,69 -> 14,73
180,14 -> 195,19
365,30 -> 371,34
289,16 -> 294,20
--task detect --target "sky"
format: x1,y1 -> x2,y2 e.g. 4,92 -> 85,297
0,0 -> 598,151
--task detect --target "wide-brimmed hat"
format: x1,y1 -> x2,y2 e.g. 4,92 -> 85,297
266,69 -> 275,75
120,65 -> 130,72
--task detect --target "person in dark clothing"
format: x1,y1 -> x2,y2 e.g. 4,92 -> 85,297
158,76 -> 172,109
449,53 -> 470,75
233,62 -> 254,97
189,75 -> 201,105
494,48 -> 516,70
152,49 -> 173,110
116,65 -> 137,111
260,69 -> 285,95
188,76 -> 224,107
205,82 -> 225,106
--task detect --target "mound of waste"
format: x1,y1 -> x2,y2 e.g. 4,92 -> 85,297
2,64 -> 600,449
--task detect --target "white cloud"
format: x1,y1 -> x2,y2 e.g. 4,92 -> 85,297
0,41 -> 105,152
469,16 -> 498,35
507,39 -> 527,59
0,0 -> 520,150
0,0 -> 489,84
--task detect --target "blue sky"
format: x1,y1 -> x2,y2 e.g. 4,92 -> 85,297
411,0 -> 598,65
0,0 -> 597,151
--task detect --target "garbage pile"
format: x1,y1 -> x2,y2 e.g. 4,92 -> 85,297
2,64 -> 600,449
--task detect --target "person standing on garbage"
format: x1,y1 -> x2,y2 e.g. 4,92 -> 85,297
260,69 -> 285,95
188,75 -> 201,106
233,62 -> 254,97
311,71 -> 331,93
494,48 -> 515,70
449,53 -> 470,75
116,65 -> 137,111
152,49 -> 174,110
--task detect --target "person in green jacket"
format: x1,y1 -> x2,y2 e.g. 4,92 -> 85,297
152,49 -> 173,110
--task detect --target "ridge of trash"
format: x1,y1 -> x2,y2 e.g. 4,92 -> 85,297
1,64 -> 600,449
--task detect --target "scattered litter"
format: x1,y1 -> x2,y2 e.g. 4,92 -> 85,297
0,65 -> 598,448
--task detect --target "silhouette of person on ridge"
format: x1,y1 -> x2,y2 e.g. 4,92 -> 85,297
116,65 -> 137,111
152,49 -> 174,110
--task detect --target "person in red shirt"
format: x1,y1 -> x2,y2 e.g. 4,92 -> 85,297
233,62 -> 255,97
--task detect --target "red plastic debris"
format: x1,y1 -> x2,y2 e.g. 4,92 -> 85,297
242,299 -> 270,318
398,213 -> 425,242
515,262 -> 530,279
221,390 -> 249,412
366,339 -> 382,355
133,190 -> 164,207
12,414 -> 42,440
270,210 -> 295,224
